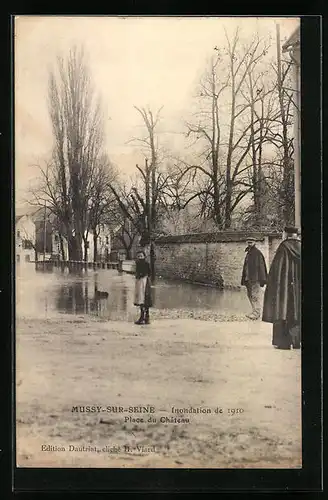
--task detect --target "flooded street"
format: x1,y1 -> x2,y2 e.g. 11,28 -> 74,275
15,264 -> 301,469
15,263 -> 249,321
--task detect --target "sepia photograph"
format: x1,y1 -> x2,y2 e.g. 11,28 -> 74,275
15,15 -> 302,469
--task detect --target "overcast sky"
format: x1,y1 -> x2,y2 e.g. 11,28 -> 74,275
15,16 -> 299,205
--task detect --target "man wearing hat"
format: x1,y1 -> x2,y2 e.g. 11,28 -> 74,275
241,237 -> 268,320
262,226 -> 301,349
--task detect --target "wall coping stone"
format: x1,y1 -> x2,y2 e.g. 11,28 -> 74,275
154,231 -> 281,244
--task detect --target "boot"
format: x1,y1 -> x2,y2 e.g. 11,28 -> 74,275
144,308 -> 150,325
246,312 -> 258,320
135,308 -> 145,325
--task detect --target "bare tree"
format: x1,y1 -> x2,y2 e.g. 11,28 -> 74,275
232,28 -> 296,229
110,106 -> 170,278
181,52 -> 229,227
237,66 -> 277,226
45,45 -> 104,260
223,30 -> 272,227
179,29 -> 271,229
264,26 -> 295,225
129,106 -> 165,239
83,156 -> 117,261
108,181 -> 145,259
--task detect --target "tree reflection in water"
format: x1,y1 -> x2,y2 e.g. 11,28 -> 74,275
26,267 -> 250,321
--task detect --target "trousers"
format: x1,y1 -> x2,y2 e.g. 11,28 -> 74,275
245,281 -> 262,317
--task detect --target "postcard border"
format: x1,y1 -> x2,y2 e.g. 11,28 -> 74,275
2,12 -> 323,495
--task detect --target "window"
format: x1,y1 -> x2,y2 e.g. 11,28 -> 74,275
25,255 -> 30,262
17,230 -> 20,238
106,236 -> 109,245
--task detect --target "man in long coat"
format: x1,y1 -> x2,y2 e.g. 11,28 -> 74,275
241,237 -> 268,319
262,226 -> 301,350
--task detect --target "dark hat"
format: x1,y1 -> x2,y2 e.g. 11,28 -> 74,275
246,236 -> 256,241
284,226 -> 299,234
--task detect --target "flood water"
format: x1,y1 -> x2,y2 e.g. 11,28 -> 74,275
15,264 -> 249,321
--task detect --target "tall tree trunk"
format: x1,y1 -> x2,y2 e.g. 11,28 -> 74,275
213,168 -> 223,228
67,237 -> 74,261
67,235 -> 81,261
150,242 -> 156,282
93,230 -> 98,262
248,71 -> 261,226
83,239 -> 88,262
256,98 -> 264,225
77,235 -> 83,261
71,162 -> 84,261
224,192 -> 232,229
59,233 -> 66,261
225,72 -> 236,229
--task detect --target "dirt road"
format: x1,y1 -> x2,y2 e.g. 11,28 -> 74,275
16,314 -> 301,468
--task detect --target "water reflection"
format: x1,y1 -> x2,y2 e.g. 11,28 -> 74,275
56,282 -> 88,315
16,265 -> 249,320
52,275 -> 134,320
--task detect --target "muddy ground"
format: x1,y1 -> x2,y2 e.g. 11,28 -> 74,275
16,312 -> 301,468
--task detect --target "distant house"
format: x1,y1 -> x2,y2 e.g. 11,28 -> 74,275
15,214 -> 36,264
50,224 -> 112,263
110,220 -> 140,261
51,223 -> 112,263
32,206 -> 55,261
84,225 -> 112,262
16,204 -> 113,263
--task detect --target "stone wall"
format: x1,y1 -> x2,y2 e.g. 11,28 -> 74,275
154,232 -> 282,289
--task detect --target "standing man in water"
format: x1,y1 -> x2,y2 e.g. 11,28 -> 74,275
241,237 -> 268,320
262,226 -> 301,350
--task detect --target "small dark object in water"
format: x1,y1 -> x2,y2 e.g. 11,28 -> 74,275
95,290 -> 109,298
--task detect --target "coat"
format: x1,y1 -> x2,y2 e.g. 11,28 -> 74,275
241,245 -> 268,286
262,238 -> 301,324
134,259 -> 153,308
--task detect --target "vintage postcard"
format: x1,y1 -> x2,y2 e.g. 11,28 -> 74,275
15,15 -> 302,469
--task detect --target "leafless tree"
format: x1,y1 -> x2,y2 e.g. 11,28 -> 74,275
110,106 -> 171,277
107,180 -> 145,259
264,28 -> 295,225
179,29 -> 272,229
82,155 -> 117,261
236,66 -> 277,226
45,45 -> 105,260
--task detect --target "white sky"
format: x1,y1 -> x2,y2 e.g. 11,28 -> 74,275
15,16 -> 299,204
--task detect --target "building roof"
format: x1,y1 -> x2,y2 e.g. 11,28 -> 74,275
15,205 -> 38,217
32,206 -> 54,222
282,26 -> 300,52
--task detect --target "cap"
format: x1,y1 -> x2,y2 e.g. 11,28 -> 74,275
246,236 -> 256,241
284,226 -> 299,234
